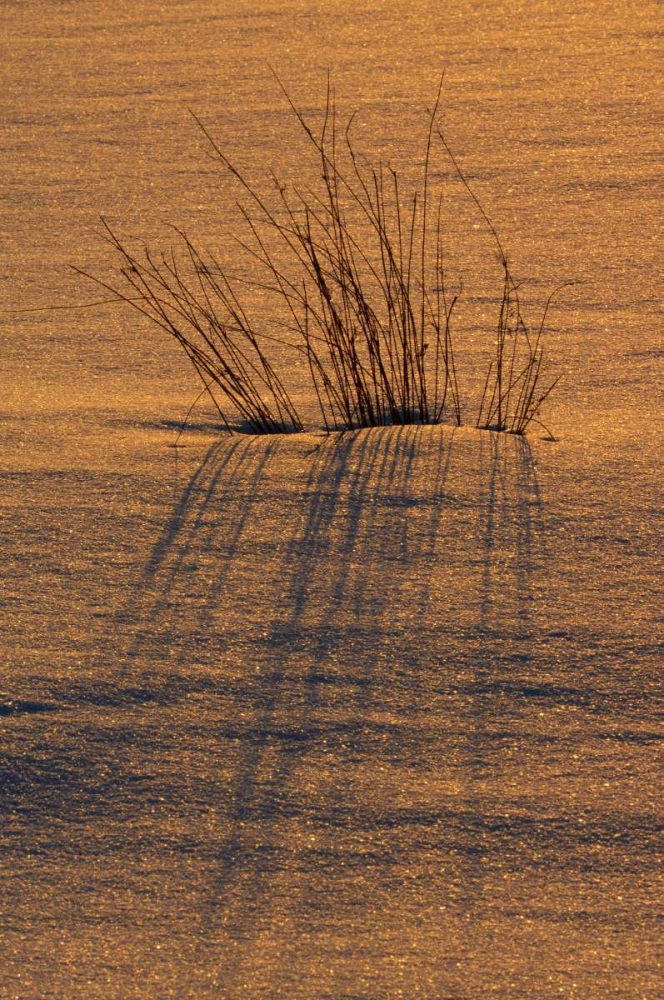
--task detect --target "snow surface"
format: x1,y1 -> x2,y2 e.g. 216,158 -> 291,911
1,2 -> 661,998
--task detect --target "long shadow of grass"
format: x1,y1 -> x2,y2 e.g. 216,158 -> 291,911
93,426 -> 550,992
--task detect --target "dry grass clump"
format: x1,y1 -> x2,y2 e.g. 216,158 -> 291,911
80,219 -> 303,435
76,75 -> 570,437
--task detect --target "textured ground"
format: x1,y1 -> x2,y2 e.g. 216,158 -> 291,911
1,2 -> 661,997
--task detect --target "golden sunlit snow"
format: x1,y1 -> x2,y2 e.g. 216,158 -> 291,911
1,2 -> 661,998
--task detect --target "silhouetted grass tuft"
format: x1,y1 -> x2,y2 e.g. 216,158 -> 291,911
77,74 -> 571,437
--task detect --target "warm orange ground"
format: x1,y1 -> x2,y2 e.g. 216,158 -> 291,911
1,2 -> 661,998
